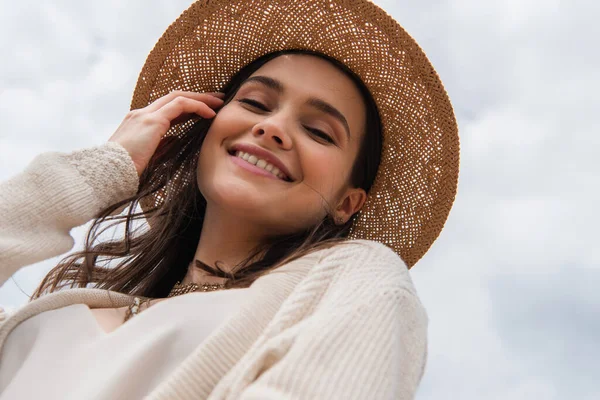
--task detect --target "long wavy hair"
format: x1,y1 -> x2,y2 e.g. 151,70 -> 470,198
32,50 -> 383,300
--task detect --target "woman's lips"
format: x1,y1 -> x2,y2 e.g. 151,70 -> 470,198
228,143 -> 294,181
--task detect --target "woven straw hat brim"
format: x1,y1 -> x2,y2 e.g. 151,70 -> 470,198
131,0 -> 460,268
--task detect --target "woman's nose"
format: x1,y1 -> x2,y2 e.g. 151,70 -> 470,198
251,116 -> 293,150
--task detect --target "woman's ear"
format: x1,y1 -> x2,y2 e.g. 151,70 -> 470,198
335,187 -> 367,224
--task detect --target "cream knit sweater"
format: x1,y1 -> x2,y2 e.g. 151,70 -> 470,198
0,142 -> 428,399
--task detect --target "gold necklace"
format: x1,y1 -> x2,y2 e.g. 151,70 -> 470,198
167,281 -> 226,297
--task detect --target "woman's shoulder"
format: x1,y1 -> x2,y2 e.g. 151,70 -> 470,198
297,240 -> 428,325
320,239 -> 409,272
325,238 -> 405,262
309,239 -> 418,295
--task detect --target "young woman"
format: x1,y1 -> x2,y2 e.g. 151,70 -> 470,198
0,0 -> 459,398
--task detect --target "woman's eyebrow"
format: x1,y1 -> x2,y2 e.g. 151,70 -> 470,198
243,76 -> 284,93
241,75 -> 351,140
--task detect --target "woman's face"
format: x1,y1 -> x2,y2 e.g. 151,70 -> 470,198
197,54 -> 367,236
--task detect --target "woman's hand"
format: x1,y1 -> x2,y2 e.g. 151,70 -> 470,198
108,91 -> 225,177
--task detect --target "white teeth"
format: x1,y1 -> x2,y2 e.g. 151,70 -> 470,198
256,159 -> 267,168
233,151 -> 289,181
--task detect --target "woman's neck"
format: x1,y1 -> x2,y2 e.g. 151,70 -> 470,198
184,203 -> 266,284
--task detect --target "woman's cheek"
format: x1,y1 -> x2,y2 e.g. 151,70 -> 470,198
303,153 -> 343,193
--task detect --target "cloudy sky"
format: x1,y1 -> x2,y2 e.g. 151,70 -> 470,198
0,0 -> 598,398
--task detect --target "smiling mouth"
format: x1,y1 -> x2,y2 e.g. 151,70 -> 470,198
227,149 -> 293,182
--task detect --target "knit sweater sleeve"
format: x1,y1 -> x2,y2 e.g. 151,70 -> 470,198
0,142 -> 139,286
234,242 -> 429,400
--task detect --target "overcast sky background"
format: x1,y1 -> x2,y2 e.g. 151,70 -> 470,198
0,0 -> 598,398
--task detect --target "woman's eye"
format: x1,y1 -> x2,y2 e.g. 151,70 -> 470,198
238,98 -> 269,112
306,127 -> 335,144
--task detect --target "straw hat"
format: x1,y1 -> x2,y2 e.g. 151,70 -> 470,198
130,0 -> 460,268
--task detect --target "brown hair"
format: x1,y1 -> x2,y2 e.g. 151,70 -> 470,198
32,50 -> 383,300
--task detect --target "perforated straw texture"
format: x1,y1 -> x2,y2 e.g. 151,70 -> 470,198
131,0 -> 460,268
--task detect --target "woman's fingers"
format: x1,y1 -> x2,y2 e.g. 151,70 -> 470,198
145,90 -> 221,112
145,90 -> 224,113
155,96 -> 221,123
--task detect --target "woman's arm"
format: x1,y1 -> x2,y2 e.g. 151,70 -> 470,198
0,142 -> 139,286
0,90 -> 224,288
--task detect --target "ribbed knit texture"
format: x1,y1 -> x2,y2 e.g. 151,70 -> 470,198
0,142 -> 428,399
